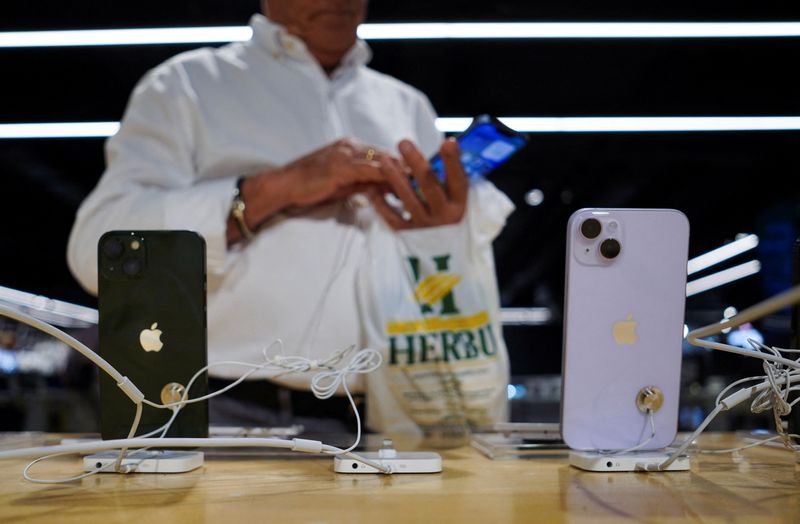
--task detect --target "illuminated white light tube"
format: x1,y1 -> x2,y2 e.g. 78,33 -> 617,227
0,26 -> 251,48
3,117 -> 800,139
2,23 -> 800,47
436,117 -> 800,133
358,22 -> 800,40
499,307 -> 552,326
687,234 -> 760,275
0,122 -> 120,139
686,260 -> 761,297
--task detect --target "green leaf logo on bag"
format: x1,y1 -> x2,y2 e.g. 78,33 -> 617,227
407,255 -> 460,315
383,255 -> 498,366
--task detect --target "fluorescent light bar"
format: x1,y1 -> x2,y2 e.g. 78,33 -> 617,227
3,117 -> 800,139
2,23 -> 800,47
0,122 -> 119,138
0,26 -> 251,48
359,22 -> 800,40
499,307 -> 552,326
437,117 -> 800,133
687,234 -> 759,275
686,260 -> 761,297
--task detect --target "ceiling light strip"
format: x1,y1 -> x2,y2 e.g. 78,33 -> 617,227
0,26 -> 251,47
4,118 -> 800,139
686,260 -> 761,297
437,117 -> 800,133
687,234 -> 760,275
2,22 -> 800,48
0,122 -> 121,138
359,22 -> 800,40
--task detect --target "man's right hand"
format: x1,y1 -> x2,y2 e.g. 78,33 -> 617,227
227,138 -> 389,244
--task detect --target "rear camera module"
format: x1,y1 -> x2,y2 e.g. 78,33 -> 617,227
580,218 -> 602,239
600,238 -> 622,259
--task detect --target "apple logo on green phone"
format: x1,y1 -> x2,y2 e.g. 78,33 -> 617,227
139,322 -> 164,352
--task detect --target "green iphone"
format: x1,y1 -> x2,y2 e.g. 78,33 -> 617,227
97,230 -> 208,440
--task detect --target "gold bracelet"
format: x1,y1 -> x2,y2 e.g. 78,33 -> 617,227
231,177 -> 254,240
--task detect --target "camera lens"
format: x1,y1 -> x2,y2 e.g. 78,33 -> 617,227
600,238 -> 622,259
122,257 -> 142,276
103,238 -> 124,259
580,218 -> 602,239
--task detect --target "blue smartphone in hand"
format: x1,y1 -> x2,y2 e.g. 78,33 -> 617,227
430,115 -> 528,182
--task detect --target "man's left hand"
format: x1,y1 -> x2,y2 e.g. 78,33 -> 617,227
369,138 -> 468,230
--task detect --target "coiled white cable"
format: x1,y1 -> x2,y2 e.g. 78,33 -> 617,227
311,348 -> 382,400
657,284 -> 800,470
312,347 -> 382,453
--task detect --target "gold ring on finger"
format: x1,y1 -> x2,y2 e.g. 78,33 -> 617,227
365,148 -> 376,161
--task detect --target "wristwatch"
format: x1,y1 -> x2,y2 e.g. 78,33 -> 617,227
231,176 -> 254,240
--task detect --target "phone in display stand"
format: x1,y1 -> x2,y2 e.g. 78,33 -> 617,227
97,230 -> 209,441
561,209 -> 690,456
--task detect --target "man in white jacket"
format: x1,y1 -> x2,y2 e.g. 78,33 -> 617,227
68,0 -> 511,430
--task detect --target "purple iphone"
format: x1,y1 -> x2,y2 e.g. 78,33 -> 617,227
561,209 -> 690,450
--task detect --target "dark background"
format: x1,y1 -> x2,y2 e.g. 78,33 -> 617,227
1,1 -> 799,429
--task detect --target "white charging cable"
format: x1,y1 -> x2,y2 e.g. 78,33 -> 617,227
0,303 -> 145,405
600,409 -> 657,456
23,408 -> 181,483
0,304 -> 392,478
296,213 -> 359,360
655,284 -> 800,470
149,343 -> 382,455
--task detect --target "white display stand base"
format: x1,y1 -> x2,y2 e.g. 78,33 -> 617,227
569,450 -> 690,472
83,450 -> 204,473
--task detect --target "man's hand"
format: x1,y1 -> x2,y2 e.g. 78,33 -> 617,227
369,138 -> 468,230
227,138 -> 389,243
275,138 -> 390,208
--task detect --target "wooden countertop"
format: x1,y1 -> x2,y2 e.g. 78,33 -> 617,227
0,432 -> 798,523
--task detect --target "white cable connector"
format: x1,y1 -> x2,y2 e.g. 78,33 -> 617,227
116,377 -> 145,404
291,438 -> 324,454
378,439 -> 398,459
718,385 -> 759,411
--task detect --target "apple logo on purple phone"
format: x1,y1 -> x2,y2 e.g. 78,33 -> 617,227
612,315 -> 638,345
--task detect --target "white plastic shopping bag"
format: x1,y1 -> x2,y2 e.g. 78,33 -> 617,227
357,180 -> 515,440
